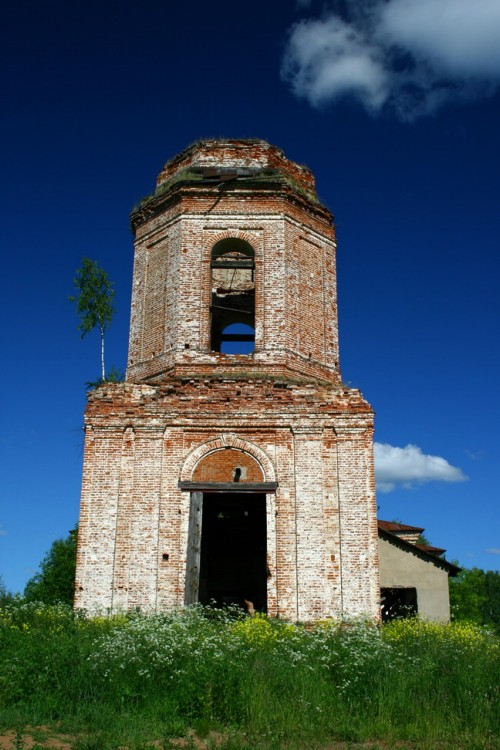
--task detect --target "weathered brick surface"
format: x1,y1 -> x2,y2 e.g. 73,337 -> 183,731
155,139 -> 316,197
192,449 -> 264,483
75,140 -> 379,621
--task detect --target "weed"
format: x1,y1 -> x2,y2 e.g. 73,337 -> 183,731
0,603 -> 498,749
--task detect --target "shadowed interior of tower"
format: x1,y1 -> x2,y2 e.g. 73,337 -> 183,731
199,493 -> 267,612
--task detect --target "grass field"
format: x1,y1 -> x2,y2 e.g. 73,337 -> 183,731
0,602 -> 498,749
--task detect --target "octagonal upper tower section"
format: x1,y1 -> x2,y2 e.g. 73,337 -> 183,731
127,139 -> 341,384
154,139 -> 317,199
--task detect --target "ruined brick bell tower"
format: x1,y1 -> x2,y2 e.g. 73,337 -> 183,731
75,140 -> 379,620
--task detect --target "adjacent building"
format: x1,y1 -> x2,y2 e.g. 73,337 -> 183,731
378,520 -> 460,621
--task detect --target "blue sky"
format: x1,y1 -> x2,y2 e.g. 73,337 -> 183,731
1,0 -> 499,594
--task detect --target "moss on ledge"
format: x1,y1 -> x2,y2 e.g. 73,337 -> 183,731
132,168 -> 319,215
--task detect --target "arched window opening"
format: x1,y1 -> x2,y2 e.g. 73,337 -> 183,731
211,239 -> 255,353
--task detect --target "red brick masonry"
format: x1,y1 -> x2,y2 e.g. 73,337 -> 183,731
75,140 -> 379,620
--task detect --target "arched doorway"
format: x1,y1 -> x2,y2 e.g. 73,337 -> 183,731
180,437 -> 277,613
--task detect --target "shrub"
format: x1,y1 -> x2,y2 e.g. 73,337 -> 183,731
0,603 -> 498,748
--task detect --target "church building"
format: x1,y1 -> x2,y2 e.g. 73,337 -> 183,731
74,139 -> 380,621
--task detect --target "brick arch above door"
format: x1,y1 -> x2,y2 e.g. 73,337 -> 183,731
179,433 -> 276,484
192,448 -> 263,483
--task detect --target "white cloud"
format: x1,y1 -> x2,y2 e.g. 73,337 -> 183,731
282,0 -> 500,119
485,548 -> 500,555
0,524 -> 7,537
282,16 -> 388,111
374,442 -> 467,492
379,0 -> 500,78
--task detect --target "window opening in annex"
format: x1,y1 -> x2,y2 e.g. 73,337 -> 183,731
210,238 -> 255,353
380,587 -> 418,621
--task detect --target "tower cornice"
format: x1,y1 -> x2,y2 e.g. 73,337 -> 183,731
130,177 -> 334,233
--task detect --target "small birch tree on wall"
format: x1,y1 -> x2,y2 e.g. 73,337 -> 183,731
69,257 -> 115,381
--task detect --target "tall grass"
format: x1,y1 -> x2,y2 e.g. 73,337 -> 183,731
0,601 -> 498,748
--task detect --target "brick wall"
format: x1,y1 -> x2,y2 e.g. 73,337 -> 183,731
192,449 -> 264,483
75,140 -> 379,621
75,380 -> 378,620
127,139 -> 338,386
155,139 -> 316,197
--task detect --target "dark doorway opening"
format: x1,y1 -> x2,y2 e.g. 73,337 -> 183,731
381,587 -> 418,621
199,493 -> 267,612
